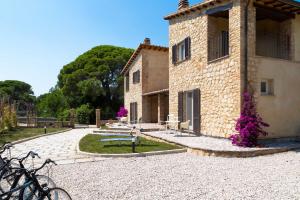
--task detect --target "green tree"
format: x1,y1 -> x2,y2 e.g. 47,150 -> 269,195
58,45 -> 134,119
0,80 -> 35,103
36,89 -> 68,118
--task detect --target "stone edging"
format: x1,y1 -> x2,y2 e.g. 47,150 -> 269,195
187,146 -> 300,158
141,132 -> 300,158
10,128 -> 73,145
76,134 -> 187,158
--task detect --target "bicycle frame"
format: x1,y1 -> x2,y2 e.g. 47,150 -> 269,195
0,170 -> 33,200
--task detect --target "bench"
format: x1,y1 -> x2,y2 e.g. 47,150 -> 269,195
100,136 -> 140,145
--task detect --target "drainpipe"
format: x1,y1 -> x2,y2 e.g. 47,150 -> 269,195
244,0 -> 251,93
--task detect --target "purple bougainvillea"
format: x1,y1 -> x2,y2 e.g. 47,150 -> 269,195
230,92 -> 269,147
117,106 -> 128,118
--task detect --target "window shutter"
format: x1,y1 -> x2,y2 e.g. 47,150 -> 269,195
185,37 -> 191,59
130,103 -> 133,122
178,91 -> 184,122
137,70 -> 140,83
193,89 -> 201,135
125,75 -> 129,91
135,103 -> 138,123
172,45 -> 177,64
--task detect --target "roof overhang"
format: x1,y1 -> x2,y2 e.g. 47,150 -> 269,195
164,0 -> 300,21
142,89 -> 169,96
254,0 -> 300,17
121,44 -> 168,75
164,0 -> 230,20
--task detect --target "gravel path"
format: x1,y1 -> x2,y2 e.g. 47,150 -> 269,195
51,151 -> 300,200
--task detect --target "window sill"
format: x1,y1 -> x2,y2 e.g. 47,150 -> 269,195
173,58 -> 190,66
261,93 -> 275,97
208,55 -> 230,64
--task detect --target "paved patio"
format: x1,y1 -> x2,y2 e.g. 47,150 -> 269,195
10,128 -> 106,164
142,131 -> 300,157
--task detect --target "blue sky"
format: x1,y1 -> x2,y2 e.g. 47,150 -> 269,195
0,0 -> 199,96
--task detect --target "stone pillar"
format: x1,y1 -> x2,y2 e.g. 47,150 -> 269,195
69,109 -> 75,128
158,94 -> 161,124
96,109 -> 101,128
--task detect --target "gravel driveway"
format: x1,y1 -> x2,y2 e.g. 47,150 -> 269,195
51,151 -> 300,200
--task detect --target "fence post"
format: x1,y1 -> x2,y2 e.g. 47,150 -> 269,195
96,109 -> 101,128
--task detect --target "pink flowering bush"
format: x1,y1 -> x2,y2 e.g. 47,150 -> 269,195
230,92 -> 269,147
117,106 -> 128,118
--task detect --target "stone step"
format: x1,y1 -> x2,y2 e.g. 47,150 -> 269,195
93,129 -> 132,134
107,127 -> 131,130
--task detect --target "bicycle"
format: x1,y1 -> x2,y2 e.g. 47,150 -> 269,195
1,159 -> 71,200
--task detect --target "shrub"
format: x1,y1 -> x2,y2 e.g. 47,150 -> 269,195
76,104 -> 92,124
58,109 -> 71,122
230,92 -> 269,147
117,106 -> 128,118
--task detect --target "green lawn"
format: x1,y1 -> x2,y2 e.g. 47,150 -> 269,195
0,127 -> 69,145
79,134 -> 182,154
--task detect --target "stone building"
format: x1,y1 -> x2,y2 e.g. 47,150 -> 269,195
165,0 -> 300,138
121,38 -> 169,124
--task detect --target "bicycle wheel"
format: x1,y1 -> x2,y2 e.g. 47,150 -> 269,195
19,175 -> 56,200
45,188 -> 72,200
0,166 -> 19,195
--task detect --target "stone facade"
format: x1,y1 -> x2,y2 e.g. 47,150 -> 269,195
168,0 -> 243,138
167,0 -> 300,138
123,43 -> 169,123
124,54 -> 143,122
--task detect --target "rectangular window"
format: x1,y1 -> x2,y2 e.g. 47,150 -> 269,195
133,70 -> 140,84
178,42 -> 186,62
125,74 -> 129,92
207,10 -> 229,62
172,37 -> 191,64
261,79 -> 274,96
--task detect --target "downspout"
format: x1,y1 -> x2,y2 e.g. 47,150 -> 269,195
244,0 -> 251,93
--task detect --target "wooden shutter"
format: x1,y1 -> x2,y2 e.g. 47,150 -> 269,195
137,70 -> 140,83
126,75 -> 129,91
193,89 -> 201,135
185,37 -> 191,59
172,45 -> 177,64
178,91 -> 184,122
135,103 -> 138,123
130,103 -> 133,122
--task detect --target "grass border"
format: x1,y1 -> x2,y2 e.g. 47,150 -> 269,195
76,134 -> 187,158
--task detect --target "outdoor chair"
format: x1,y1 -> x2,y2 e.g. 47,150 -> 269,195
120,117 -> 127,124
165,114 -> 179,133
179,120 -> 190,136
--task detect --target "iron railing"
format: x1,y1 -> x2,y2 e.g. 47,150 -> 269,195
208,31 -> 229,62
256,31 -> 291,60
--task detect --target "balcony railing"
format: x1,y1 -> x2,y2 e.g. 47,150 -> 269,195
256,31 -> 290,60
208,31 -> 229,62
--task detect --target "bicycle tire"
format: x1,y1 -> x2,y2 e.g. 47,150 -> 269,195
45,188 -> 72,200
19,175 -> 56,200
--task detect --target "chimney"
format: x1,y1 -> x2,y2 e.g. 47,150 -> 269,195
178,0 -> 189,10
144,38 -> 151,45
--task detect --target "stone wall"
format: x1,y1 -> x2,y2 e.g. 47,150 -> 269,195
124,53 -> 143,123
168,0 -> 243,138
124,48 -> 169,123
